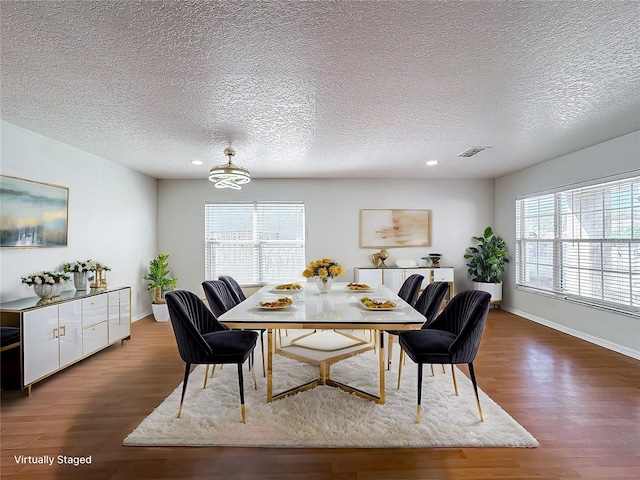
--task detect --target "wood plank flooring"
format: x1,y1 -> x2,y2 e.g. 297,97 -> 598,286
1,309 -> 639,480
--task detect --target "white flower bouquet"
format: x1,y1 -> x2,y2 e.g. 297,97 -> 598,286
62,260 -> 111,272
21,271 -> 70,286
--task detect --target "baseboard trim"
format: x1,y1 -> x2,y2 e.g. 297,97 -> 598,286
502,306 -> 640,360
133,311 -> 152,322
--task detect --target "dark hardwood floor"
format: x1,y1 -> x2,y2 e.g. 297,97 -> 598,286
1,309 -> 639,480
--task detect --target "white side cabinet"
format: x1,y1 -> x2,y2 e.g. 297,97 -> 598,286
0,286 -> 131,395
355,267 -> 455,298
108,288 -> 131,343
82,295 -> 108,355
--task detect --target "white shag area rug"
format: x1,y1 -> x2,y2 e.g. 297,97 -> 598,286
124,349 -> 538,448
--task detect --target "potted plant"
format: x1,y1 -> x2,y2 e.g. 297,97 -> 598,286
464,227 -> 509,303
144,253 -> 178,322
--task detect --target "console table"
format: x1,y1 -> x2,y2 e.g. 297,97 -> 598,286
354,266 -> 454,300
0,286 -> 131,394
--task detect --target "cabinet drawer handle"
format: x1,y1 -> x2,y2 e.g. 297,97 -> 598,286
53,328 -> 58,339
60,325 -> 66,336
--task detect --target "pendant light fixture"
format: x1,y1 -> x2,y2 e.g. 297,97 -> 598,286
208,148 -> 251,189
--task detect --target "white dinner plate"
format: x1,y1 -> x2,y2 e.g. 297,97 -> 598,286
345,284 -> 376,292
256,303 -> 292,310
272,284 -> 304,292
358,299 -> 399,311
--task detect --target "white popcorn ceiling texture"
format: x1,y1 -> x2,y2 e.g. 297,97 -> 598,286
1,1 -> 639,180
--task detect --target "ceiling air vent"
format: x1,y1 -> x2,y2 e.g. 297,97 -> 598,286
457,146 -> 492,158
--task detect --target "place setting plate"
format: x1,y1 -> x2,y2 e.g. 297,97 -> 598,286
357,297 -> 400,311
255,296 -> 296,311
269,283 -> 304,294
344,283 -> 377,292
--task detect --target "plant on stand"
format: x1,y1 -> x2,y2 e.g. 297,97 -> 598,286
144,253 -> 178,322
464,227 -> 509,304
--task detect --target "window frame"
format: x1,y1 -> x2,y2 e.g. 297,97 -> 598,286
204,201 -> 306,286
515,172 -> 640,317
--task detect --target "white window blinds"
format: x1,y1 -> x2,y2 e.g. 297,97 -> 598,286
515,174 -> 640,315
204,202 -> 306,285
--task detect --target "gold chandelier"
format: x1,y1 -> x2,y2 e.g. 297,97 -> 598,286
208,148 -> 251,190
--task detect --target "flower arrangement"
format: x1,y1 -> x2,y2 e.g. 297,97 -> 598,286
62,260 -> 111,272
302,258 -> 345,278
21,271 -> 70,286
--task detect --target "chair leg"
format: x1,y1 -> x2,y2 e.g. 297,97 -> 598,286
416,363 -> 423,423
451,364 -> 459,396
209,364 -> 216,378
387,334 -> 394,370
430,364 -> 435,377
237,363 -> 246,424
203,364 -> 210,389
260,330 -> 266,377
178,363 -> 191,418
468,362 -> 484,422
251,359 -> 258,390
397,349 -> 404,390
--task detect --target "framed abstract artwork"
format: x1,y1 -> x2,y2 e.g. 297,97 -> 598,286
0,175 -> 69,247
360,209 -> 431,248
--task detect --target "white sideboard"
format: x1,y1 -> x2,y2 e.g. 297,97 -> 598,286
354,267 -> 454,299
0,286 -> 131,395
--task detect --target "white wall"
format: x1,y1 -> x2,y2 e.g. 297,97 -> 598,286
495,131 -> 640,358
0,121 -> 157,321
157,178 -> 495,297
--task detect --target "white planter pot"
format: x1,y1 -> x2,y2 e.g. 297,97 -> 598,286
151,303 -> 170,322
471,281 -> 502,302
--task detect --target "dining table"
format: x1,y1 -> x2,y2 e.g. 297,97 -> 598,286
218,281 -> 426,404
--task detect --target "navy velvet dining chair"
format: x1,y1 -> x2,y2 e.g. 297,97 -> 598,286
398,290 -> 491,423
165,290 -> 258,423
202,279 -> 266,377
385,274 -> 424,369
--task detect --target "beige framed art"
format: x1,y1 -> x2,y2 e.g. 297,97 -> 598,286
0,175 -> 69,247
360,209 -> 430,248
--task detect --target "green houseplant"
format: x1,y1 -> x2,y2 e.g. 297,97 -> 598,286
464,227 -> 509,302
144,253 -> 178,322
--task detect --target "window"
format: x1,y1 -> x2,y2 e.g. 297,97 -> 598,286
515,174 -> 640,315
205,202 -> 305,285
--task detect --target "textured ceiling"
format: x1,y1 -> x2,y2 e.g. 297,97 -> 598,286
1,1 -> 639,180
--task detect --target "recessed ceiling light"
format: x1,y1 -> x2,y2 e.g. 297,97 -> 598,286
426,160 -> 439,166
191,159 -> 203,165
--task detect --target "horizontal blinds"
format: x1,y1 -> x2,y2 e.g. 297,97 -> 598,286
516,175 -> 640,314
204,202 -> 305,284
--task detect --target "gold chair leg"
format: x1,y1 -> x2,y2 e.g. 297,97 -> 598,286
252,365 -> 257,390
278,329 -> 283,348
397,349 -> 404,390
442,365 -> 445,373
430,364 -> 435,376
241,404 -> 246,424
416,404 -> 421,424
387,334 -> 394,370
451,365 -> 459,396
203,365 -> 210,389
476,397 -> 484,422
210,364 -> 216,378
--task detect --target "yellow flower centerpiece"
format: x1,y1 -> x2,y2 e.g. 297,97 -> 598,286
303,258 -> 344,294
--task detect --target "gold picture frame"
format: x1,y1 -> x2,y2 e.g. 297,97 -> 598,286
0,175 -> 69,247
360,209 -> 430,248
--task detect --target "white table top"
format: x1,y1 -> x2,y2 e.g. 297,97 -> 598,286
218,281 -> 426,330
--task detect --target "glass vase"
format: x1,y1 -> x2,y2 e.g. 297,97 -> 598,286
315,276 -> 333,294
